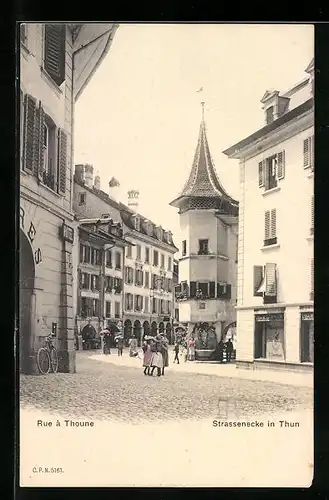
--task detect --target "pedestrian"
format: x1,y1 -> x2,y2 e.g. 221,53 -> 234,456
150,338 -> 163,376
217,339 -> 225,363
187,337 -> 196,361
142,339 -> 153,375
160,334 -> 169,376
103,330 -> 111,355
117,335 -> 124,356
226,339 -> 233,363
173,342 -> 180,364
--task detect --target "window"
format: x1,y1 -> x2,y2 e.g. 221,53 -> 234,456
259,152 -> 285,190
125,293 -> 133,311
167,278 -> 172,293
115,302 -> 120,318
254,314 -> 285,360
217,283 -> 232,299
168,256 -> 172,271
265,106 -> 274,125
168,300 -> 172,314
303,136 -> 314,170
153,250 -> 159,266
310,196 -> 314,235
106,250 -> 112,268
78,192 -> 86,206
44,24 -> 66,87
80,297 -> 88,317
41,117 -> 57,190
253,263 -> 277,302
135,269 -> 143,286
91,299 -> 100,317
90,248 -> 101,266
133,216 -> 141,231
136,245 -> 141,260
264,209 -> 277,246
115,252 -> 121,269
126,245 -> 132,258
113,277 -> 122,294
125,266 -> 134,284
161,254 -> 165,269
135,295 -> 143,311
144,297 -> 149,313
300,313 -> 314,363
144,271 -> 149,288
198,239 -> 209,255
81,272 -> 90,290
90,274 -> 100,291
152,297 -> 157,314
105,302 -> 111,318
145,247 -> 150,263
182,240 -> 187,256
105,276 -> 113,293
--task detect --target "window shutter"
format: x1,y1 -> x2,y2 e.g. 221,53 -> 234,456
270,209 -> 276,238
253,265 -> 264,297
58,128 -> 68,195
265,210 -> 270,240
311,195 -> 314,234
226,284 -> 232,300
190,281 -> 196,298
209,281 -> 215,298
265,263 -> 277,296
258,160 -> 265,187
23,94 -> 37,172
44,24 -> 66,87
79,244 -> 84,263
34,101 -> 45,180
277,151 -> 285,179
303,137 -> 311,168
310,135 -> 314,171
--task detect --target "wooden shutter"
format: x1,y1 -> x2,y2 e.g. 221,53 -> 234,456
277,151 -> 285,179
44,24 -> 66,87
253,265 -> 264,297
79,244 -> 84,263
23,94 -> 37,172
34,101 -> 45,180
58,128 -> 68,195
265,263 -> 277,296
258,160 -> 265,187
190,281 -> 196,298
310,135 -> 314,171
209,281 -> 215,298
311,195 -> 314,234
303,137 -> 311,168
265,210 -> 270,240
270,209 -> 276,238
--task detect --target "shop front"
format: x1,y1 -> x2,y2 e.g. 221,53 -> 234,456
300,312 -> 314,363
254,313 -> 285,362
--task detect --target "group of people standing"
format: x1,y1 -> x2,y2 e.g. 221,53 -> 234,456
142,334 -> 169,377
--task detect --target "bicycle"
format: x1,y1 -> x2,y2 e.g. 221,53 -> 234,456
36,334 -> 59,374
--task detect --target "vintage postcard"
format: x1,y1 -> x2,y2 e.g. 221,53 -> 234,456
18,22 -> 314,487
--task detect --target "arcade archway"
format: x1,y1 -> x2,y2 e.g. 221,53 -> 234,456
158,322 -> 164,333
143,321 -> 150,338
133,320 -> 142,347
19,230 -> 35,373
81,324 -> 97,350
151,321 -> 157,335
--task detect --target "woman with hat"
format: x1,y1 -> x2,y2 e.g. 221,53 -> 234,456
150,335 -> 164,376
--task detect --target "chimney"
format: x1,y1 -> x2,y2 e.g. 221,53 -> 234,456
109,177 -> 121,202
94,175 -> 101,190
75,164 -> 84,183
84,164 -> 93,188
127,189 -> 139,212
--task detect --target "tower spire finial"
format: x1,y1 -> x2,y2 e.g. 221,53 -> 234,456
201,101 -> 205,122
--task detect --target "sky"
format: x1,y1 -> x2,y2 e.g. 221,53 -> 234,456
74,23 -> 314,243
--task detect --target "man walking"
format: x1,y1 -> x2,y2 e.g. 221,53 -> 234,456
117,335 -> 124,356
173,342 -> 180,364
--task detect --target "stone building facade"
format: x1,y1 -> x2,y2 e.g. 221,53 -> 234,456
170,107 -> 238,359
19,23 -> 118,373
223,59 -> 314,372
73,165 -> 178,345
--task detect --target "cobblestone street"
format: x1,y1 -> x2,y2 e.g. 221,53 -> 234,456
20,351 -> 313,424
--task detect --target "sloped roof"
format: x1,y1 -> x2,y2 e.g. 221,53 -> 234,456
170,118 -> 238,208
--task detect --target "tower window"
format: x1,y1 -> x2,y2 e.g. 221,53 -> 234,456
198,239 -> 209,255
182,240 -> 187,256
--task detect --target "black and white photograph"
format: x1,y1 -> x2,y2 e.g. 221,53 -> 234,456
18,23 -> 314,487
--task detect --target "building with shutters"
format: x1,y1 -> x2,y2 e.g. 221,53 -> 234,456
73,165 -> 178,347
19,23 -> 119,373
170,104 -> 239,359
72,216 -> 129,349
222,59 -> 314,372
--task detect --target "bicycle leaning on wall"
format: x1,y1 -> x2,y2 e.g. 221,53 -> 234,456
36,334 -> 59,375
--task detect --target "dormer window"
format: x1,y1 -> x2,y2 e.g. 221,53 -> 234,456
133,215 -> 140,231
266,106 -> 274,125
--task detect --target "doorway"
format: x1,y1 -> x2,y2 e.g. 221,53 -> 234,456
19,230 -> 35,373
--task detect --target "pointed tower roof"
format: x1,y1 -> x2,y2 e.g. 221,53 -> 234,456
170,104 -> 238,214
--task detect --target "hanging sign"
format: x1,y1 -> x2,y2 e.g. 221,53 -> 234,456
255,313 -> 284,323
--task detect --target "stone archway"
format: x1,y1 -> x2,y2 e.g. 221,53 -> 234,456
151,321 -> 157,335
143,321 -> 150,338
124,319 -> 132,346
222,322 -> 237,341
81,324 -> 97,350
134,320 -> 142,347
158,322 -> 165,333
19,230 -> 35,373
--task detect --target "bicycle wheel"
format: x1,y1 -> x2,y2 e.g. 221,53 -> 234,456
50,347 -> 59,373
36,348 -> 50,375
